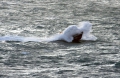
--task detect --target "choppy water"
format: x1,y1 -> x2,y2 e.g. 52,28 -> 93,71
0,0 -> 120,78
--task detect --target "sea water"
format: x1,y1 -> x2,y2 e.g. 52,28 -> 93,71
0,0 -> 120,78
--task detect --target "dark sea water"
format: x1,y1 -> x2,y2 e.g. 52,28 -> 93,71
0,0 -> 120,78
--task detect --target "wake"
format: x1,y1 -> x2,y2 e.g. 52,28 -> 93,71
0,35 -> 42,42
0,21 -> 97,42
0,34 -> 62,42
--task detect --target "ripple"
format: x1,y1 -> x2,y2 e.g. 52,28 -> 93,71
57,70 -> 74,74
115,61 -> 120,68
0,6 -> 9,9
36,25 -> 45,29
67,57 -> 95,63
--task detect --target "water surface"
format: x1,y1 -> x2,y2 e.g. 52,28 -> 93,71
0,0 -> 120,78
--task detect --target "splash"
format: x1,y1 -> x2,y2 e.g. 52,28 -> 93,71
56,21 -> 97,42
0,21 -> 97,42
78,21 -> 97,41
